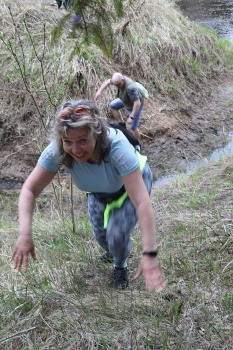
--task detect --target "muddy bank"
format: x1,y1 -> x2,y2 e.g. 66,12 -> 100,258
0,74 -> 233,187
141,74 -> 233,178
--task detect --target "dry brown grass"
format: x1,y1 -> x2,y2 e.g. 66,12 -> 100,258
1,0 -> 232,148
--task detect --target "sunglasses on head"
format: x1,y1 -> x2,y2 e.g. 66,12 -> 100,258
59,107 -> 91,120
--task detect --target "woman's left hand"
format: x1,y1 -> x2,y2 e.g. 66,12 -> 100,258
133,256 -> 165,292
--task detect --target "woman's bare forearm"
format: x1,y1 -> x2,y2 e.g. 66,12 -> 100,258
18,185 -> 36,237
137,199 -> 157,251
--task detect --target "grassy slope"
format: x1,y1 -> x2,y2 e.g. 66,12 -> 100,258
0,0 -> 232,349
0,156 -> 232,349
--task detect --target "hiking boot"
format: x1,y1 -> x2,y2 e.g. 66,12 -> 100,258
113,267 -> 129,289
100,251 -> 114,263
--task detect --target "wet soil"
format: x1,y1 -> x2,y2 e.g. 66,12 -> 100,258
141,73 -> 233,179
0,73 -> 233,188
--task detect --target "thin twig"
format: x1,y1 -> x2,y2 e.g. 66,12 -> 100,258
1,141 -> 34,159
189,148 -> 203,158
0,327 -> 37,343
140,132 -> 154,140
222,259 -> 233,273
70,176 -> 76,234
140,125 -> 152,130
39,313 -> 54,331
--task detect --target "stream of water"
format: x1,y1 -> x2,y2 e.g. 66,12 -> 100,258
153,133 -> 233,188
153,1 -> 233,188
176,0 -> 233,42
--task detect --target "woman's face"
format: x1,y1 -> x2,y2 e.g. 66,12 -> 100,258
62,127 -> 97,163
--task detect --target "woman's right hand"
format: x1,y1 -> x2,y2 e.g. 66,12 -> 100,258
12,164 -> 56,272
11,235 -> 36,272
95,91 -> 102,100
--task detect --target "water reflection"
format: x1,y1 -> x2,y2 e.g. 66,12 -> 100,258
176,0 -> 233,41
153,133 -> 233,188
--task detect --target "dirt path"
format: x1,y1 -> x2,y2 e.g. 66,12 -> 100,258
0,74 -> 233,186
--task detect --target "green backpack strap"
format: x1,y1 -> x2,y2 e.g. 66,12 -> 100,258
135,82 -> 149,99
103,152 -> 147,229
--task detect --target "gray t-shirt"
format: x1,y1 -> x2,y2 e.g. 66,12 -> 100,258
38,127 -> 139,194
118,76 -> 142,109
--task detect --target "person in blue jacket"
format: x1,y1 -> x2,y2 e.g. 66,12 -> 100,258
11,99 -> 165,291
55,0 -> 81,37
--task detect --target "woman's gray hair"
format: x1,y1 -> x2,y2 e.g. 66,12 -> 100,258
52,99 -> 109,167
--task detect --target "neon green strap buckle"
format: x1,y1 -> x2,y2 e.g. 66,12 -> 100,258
103,152 -> 147,228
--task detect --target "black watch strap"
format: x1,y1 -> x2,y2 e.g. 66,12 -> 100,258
142,250 -> 158,257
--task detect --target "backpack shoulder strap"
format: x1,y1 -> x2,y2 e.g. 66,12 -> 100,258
109,123 -> 141,149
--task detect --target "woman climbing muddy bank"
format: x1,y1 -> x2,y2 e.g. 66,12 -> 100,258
11,99 -> 165,291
